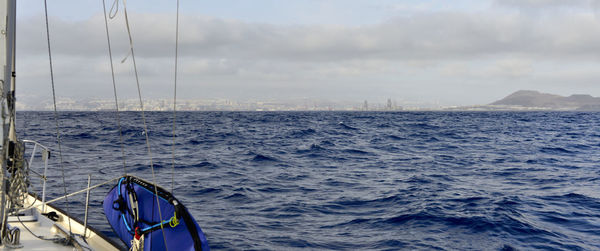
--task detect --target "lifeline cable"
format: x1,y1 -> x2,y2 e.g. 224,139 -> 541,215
43,0 -> 73,236
121,0 -> 169,248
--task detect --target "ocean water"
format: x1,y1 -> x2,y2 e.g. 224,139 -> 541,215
16,111 -> 600,250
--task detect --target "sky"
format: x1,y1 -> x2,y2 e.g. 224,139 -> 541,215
13,0 -> 600,108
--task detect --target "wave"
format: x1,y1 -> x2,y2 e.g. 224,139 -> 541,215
338,122 -> 358,130
407,122 -> 440,130
223,193 -> 250,202
387,135 -> 407,141
540,147 -> 574,154
252,154 -> 279,162
319,140 -> 335,147
189,161 -> 219,169
289,128 -> 316,137
329,211 -> 501,235
296,144 -> 328,154
342,149 -> 373,155
327,194 -> 406,209
65,132 -> 97,140
541,193 -> 600,211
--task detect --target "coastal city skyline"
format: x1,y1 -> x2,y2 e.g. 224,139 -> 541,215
16,97 -> 411,111
16,89 -> 600,111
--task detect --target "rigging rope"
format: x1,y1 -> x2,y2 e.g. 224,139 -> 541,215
102,0 -> 127,175
108,0 -> 120,19
43,0 -> 73,236
121,0 -> 169,248
171,0 -> 180,194
7,148 -> 28,214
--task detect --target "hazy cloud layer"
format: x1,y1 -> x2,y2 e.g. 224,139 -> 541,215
20,11 -> 600,61
15,4 -> 600,108
495,0 -> 590,8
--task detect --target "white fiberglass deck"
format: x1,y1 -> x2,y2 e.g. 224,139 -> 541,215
0,194 -> 119,251
4,213 -> 79,251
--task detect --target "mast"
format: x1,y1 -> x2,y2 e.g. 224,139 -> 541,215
0,0 -> 17,242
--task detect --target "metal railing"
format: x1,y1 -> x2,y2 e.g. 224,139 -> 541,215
22,140 -> 50,212
22,139 -> 121,239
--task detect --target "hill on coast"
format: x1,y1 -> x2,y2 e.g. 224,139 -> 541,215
489,90 -> 600,111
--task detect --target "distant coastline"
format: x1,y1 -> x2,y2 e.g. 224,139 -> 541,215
16,90 -> 600,112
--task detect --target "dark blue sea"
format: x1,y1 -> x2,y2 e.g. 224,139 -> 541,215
16,111 -> 600,250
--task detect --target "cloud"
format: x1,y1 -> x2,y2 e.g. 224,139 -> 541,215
494,0 -> 589,8
15,7 -> 600,106
389,3 -> 433,13
21,11 -> 600,62
494,0 -> 600,11
195,12 -> 600,62
488,58 -> 535,78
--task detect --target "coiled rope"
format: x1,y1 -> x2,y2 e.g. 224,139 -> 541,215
7,150 -> 28,214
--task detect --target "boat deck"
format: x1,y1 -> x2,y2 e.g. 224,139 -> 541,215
0,194 -> 120,251
3,211 -> 81,251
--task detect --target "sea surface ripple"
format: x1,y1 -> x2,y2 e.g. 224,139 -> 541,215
17,111 -> 600,250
